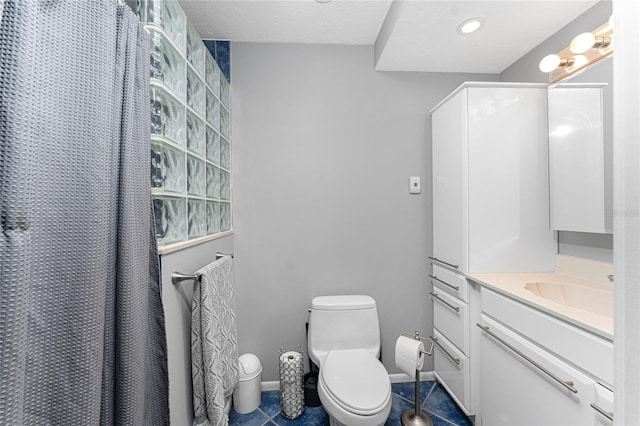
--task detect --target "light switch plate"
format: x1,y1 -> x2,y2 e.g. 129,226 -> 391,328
409,176 -> 421,194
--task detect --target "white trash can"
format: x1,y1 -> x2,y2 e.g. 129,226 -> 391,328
233,353 -> 262,414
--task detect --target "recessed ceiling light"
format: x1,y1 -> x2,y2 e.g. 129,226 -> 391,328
457,18 -> 484,35
316,0 -> 332,3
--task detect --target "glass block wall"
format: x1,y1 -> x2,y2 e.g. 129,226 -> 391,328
133,0 -> 232,246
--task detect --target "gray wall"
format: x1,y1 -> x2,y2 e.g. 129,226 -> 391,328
500,1 -> 613,263
230,42 -> 497,380
161,236 -> 234,425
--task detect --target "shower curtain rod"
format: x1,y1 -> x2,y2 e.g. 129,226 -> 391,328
171,252 -> 234,285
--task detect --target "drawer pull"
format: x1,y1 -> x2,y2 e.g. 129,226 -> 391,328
430,335 -> 461,366
429,291 -> 460,312
476,323 -> 578,394
590,403 -> 613,421
429,274 -> 460,291
428,256 -> 459,270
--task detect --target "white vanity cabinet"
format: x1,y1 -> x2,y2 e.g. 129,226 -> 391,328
479,315 -> 596,426
429,82 -> 557,417
478,286 -> 614,426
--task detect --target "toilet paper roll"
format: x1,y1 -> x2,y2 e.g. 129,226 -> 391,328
279,351 -> 303,384
395,335 -> 425,377
280,351 -> 302,364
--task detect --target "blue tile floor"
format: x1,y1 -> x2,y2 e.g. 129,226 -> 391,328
229,381 -> 473,426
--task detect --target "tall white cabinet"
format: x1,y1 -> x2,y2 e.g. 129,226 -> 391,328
429,82 -> 557,416
431,82 -> 556,275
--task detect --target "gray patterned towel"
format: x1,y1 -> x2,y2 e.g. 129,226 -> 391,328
192,256 -> 240,426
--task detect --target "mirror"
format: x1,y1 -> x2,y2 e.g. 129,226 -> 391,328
548,56 -> 613,234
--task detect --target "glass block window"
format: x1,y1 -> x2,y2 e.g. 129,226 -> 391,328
135,0 -> 232,247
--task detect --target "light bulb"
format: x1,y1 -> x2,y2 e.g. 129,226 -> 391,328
539,54 -> 561,73
572,55 -> 588,69
608,14 -> 614,30
570,32 -> 596,54
458,18 -> 484,35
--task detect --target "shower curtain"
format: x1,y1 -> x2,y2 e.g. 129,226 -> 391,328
0,1 -> 169,424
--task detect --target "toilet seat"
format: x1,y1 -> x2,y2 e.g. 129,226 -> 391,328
320,349 -> 391,416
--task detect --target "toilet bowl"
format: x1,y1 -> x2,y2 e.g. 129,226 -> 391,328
307,295 -> 392,426
317,349 -> 391,426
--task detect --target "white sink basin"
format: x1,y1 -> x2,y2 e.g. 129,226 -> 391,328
524,281 -> 613,317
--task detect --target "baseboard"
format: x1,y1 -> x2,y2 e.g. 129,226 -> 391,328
261,371 -> 436,391
261,381 -> 280,392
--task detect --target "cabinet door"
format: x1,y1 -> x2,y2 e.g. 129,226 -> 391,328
548,86 -> 607,233
467,87 -> 556,273
479,316 -> 594,426
432,90 -> 466,272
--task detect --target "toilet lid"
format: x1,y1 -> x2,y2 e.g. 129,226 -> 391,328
320,349 -> 391,415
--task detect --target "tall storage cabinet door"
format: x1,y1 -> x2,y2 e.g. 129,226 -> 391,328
432,90 -> 467,272
467,87 -> 556,273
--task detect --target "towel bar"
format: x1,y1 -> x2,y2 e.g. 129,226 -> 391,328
171,252 -> 234,285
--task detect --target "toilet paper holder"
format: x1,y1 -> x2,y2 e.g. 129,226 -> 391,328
401,331 -> 434,358
400,331 -> 435,426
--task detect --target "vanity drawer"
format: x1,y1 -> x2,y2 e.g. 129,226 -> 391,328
481,287 -> 613,386
432,288 -> 469,355
432,329 -> 472,415
430,264 -> 469,302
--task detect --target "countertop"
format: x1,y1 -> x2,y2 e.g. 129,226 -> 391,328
467,271 -> 613,340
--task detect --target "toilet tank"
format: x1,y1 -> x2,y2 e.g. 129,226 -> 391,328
308,295 -> 381,366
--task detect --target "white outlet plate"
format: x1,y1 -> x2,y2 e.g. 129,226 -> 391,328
410,176 -> 421,194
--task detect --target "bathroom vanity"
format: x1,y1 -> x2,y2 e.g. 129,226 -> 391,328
430,81 -> 615,424
470,255 -> 614,425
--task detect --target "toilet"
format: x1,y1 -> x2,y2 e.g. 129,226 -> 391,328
307,295 -> 392,426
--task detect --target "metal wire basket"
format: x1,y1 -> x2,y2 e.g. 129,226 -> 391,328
279,347 -> 305,419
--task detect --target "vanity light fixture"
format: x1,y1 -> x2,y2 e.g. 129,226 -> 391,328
539,19 -> 613,83
457,18 -> 484,35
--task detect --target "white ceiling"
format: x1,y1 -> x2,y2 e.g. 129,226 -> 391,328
179,0 -> 600,73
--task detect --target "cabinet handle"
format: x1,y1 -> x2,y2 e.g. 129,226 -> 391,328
429,292 -> 461,312
476,323 -> 578,394
590,403 -> 613,421
430,335 -> 461,366
428,256 -> 459,270
429,274 -> 460,291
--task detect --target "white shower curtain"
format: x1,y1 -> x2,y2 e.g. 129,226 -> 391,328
0,1 -> 169,424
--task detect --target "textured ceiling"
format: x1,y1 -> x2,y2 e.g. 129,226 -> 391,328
374,0 -> 599,73
179,0 -> 601,73
180,0 -> 394,45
